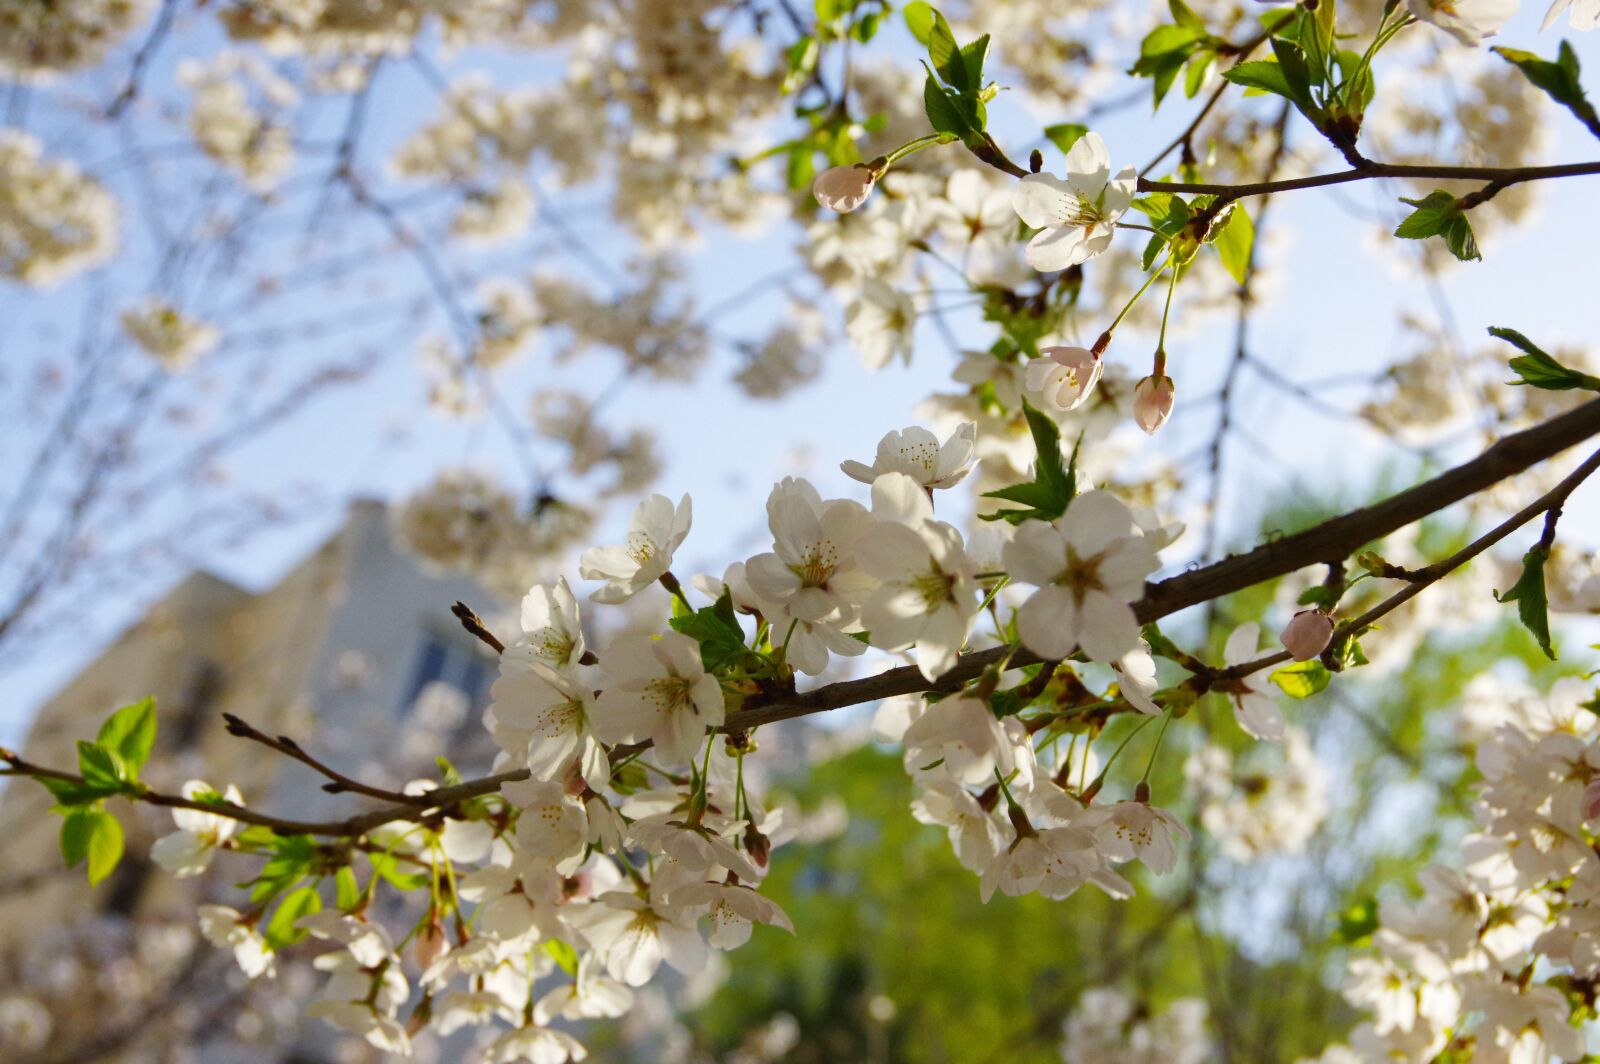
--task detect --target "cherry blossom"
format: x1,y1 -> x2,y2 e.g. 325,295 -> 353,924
578,493 -> 692,603
1003,491 -> 1162,662
1011,132 -> 1135,270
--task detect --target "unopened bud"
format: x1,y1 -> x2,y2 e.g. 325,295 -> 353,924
1355,551 -> 1388,576
743,823 -> 771,868
811,164 -> 877,214
1584,778 -> 1600,821
414,914 -> 447,970
1133,375 -> 1175,435
1280,609 -> 1335,662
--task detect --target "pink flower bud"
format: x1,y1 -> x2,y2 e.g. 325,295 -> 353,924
1584,778 -> 1600,821
1133,374 -> 1175,435
812,164 -> 877,213
1280,609 -> 1335,662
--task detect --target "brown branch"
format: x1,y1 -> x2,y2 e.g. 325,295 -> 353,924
452,601 -> 505,654
1136,159 -> 1600,203
219,713 -> 428,804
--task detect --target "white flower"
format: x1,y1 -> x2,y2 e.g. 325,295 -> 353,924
297,911 -> 396,968
433,990 -> 516,1036
912,780 -> 1005,871
506,578 -> 585,670
1113,644 -> 1162,715
482,1024 -> 589,1064
1026,346 -> 1103,412
706,561 -> 866,677
746,477 -> 877,625
812,164 -> 877,213
670,881 -> 795,948
534,961 -> 633,1023
150,781 -> 243,877
1011,132 -> 1135,270
902,693 -> 1012,786
1221,623 -> 1285,740
856,478 -> 979,680
578,493 -> 692,603
930,169 -> 1014,244
1133,374 -> 1175,434
567,890 -> 707,987
1002,491 -> 1161,662
490,658 -> 608,790
841,423 -> 978,491
1086,801 -> 1190,874
198,905 -> 274,979
1408,0 -> 1518,43
502,779 -> 589,876
627,814 -> 765,882
1544,0 -> 1600,30
845,279 -> 916,369
121,298 -> 221,369
593,632 -> 724,766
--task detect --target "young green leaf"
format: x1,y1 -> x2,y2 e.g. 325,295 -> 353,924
903,1 -> 936,44
61,808 -> 124,886
668,589 -> 752,672
1212,203 -> 1254,284
335,865 -> 361,911
1270,659 -> 1332,699
1497,546 -> 1556,660
1222,59 -> 1296,100
980,400 -> 1078,524
76,740 -> 130,792
1043,123 -> 1088,155
1491,326 -> 1600,391
1394,190 -> 1481,262
95,697 -> 157,779
545,939 -> 581,976
264,884 -> 323,949
1493,42 -> 1600,139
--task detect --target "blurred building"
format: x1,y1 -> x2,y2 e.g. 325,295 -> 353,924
0,499 -> 508,1063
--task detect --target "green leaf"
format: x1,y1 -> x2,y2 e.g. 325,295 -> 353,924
1184,50 -> 1214,98
1494,42 -> 1600,138
60,807 -> 96,868
1270,659 -> 1332,698
1333,897 -> 1380,946
40,775 -> 121,807
925,9 -> 968,92
95,697 -> 157,779
367,850 -> 430,893
1043,123 -> 1088,155
86,811 -> 123,886
1169,0 -> 1207,33
903,1 -> 935,44
980,400 -> 1078,524
76,740 -> 130,791
782,36 -> 819,95
264,884 -> 322,950
923,76 -> 981,140
1222,59 -> 1295,100
1394,190 -> 1480,262
1211,203 -> 1254,284
335,866 -> 361,911
1297,585 -> 1339,610
960,33 -> 991,91
544,939 -> 581,976
1140,23 -> 1204,59
1497,546 -> 1556,660
1267,36 -> 1318,111
668,589 -> 752,672
1491,326 -> 1600,391
62,809 -> 124,885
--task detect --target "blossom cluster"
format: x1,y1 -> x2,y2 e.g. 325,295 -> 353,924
1323,677 -> 1600,1061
